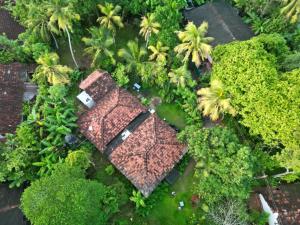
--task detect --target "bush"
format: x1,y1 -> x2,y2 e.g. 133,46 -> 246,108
105,165 -> 115,175
21,164 -> 119,225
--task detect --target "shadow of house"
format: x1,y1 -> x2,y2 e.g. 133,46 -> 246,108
0,63 -> 36,141
0,0 -> 24,40
184,0 -> 253,46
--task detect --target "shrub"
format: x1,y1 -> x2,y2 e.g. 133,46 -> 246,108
21,164 -> 119,225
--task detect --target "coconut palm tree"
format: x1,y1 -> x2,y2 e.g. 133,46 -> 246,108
197,80 -> 236,121
33,52 -> 73,85
46,0 -> 80,68
97,3 -> 124,34
174,21 -> 214,68
82,27 -> 115,67
148,41 -> 169,64
168,64 -> 193,88
139,13 -> 160,46
118,40 -> 147,73
281,0 -> 300,23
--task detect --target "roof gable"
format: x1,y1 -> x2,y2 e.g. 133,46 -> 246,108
79,70 -> 116,102
78,87 -> 146,151
109,114 -> 187,197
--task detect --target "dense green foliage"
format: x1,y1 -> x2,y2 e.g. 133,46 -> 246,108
179,126 -> 255,205
21,164 -> 119,225
212,34 -> 300,173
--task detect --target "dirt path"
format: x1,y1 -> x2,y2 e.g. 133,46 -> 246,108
183,158 -> 196,177
0,204 -> 19,213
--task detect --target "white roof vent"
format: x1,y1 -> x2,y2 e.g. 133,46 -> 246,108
121,129 -> 131,141
77,91 -> 95,109
149,108 -> 155,114
88,125 -> 93,131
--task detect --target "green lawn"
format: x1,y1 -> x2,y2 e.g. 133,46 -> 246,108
156,103 -> 188,130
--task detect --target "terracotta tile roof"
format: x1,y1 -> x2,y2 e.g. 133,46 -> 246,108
79,70 -> 116,102
78,87 -> 147,151
109,114 -> 187,197
0,1 -> 24,40
253,183 -> 300,225
0,63 -> 27,134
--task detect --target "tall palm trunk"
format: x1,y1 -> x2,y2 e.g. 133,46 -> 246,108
50,31 -> 59,49
146,32 -> 150,47
66,28 -> 79,68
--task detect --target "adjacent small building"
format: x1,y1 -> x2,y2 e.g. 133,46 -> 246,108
0,0 -> 24,40
249,183 -> 300,225
0,63 -> 36,140
184,0 -> 253,46
77,70 -> 187,197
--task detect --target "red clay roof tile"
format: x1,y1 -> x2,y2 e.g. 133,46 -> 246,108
0,1 -> 24,40
109,114 -> 187,197
78,87 -> 146,151
79,70 -> 116,102
0,63 -> 27,134
254,184 -> 300,225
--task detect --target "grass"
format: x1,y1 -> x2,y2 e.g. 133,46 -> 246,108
131,160 -> 197,225
156,103 -> 188,130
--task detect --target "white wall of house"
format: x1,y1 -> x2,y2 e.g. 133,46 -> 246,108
259,194 -> 280,225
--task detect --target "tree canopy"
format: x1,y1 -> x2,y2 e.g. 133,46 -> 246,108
21,164 -> 119,225
211,34 -> 300,172
179,126 -> 255,205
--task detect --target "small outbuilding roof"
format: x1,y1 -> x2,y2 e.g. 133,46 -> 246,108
78,87 -> 147,151
184,0 -> 253,46
251,183 -> 300,225
109,114 -> 187,197
0,63 -> 26,134
0,1 -> 24,40
79,70 -> 116,102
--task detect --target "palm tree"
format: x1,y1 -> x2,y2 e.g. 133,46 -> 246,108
139,13 -> 160,46
148,41 -> 169,64
33,52 -> 73,85
82,27 -> 115,67
280,0 -> 300,23
118,40 -> 147,73
168,64 -> 193,88
197,80 -> 236,121
130,190 -> 146,209
23,4 -> 52,45
174,21 -> 214,68
97,3 -> 124,34
46,0 -> 80,68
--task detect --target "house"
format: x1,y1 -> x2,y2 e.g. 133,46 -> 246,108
0,63 -> 36,140
0,0 -> 24,40
249,183 -> 300,225
109,114 -> 187,197
184,0 -> 253,46
77,70 -> 187,197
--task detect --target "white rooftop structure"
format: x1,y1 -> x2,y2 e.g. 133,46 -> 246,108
149,108 -> 155,114
77,91 -> 95,109
121,129 -> 131,141
259,194 -> 279,225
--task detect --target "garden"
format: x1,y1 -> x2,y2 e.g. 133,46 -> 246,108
0,0 -> 299,225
